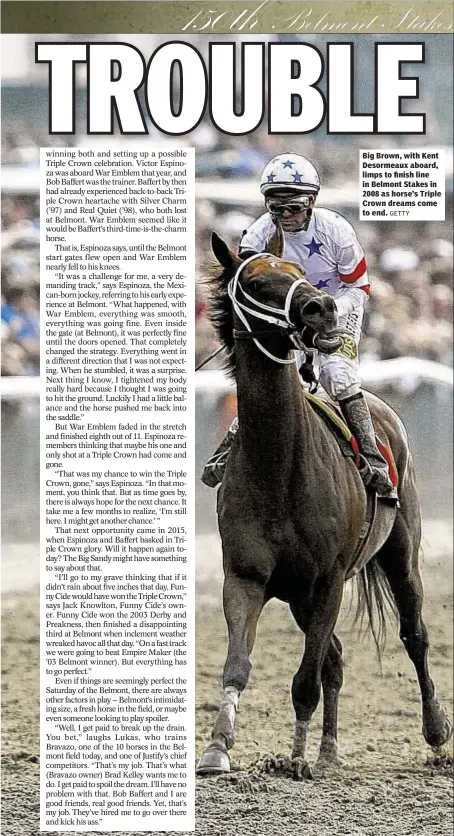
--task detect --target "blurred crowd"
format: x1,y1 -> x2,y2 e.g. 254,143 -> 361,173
1,124 -> 453,377
193,133 -> 453,369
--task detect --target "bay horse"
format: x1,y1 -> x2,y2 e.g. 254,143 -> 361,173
196,231 -> 452,778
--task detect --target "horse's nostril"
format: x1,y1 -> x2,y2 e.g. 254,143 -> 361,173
302,300 -> 323,317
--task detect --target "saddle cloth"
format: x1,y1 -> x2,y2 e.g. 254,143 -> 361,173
303,391 -> 399,488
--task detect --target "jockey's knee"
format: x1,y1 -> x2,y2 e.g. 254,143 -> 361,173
336,381 -> 362,401
319,359 -> 361,402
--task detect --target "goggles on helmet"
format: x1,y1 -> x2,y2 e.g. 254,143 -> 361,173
265,195 -> 312,216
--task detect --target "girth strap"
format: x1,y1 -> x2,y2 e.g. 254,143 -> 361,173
346,492 -> 377,579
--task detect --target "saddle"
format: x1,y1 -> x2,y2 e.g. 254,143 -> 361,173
303,390 -> 399,489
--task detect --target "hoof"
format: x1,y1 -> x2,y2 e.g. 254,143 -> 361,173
423,698 -> 453,749
315,737 -> 342,771
290,757 -> 313,781
196,742 -> 230,775
260,754 -> 313,781
424,716 -> 453,750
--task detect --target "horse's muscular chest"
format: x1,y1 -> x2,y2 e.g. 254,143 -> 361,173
220,498 -> 342,581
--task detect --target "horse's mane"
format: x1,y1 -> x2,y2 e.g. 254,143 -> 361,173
204,262 -> 237,378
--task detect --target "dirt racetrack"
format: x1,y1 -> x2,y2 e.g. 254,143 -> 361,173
1,521 -> 453,836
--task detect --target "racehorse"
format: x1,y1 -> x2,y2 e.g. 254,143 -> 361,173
196,231 -> 452,778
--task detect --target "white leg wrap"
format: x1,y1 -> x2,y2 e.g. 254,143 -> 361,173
292,719 -> 309,758
219,686 -> 240,728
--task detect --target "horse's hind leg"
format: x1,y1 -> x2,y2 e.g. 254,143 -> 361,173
196,572 -> 266,774
378,513 -> 452,749
316,633 -> 344,768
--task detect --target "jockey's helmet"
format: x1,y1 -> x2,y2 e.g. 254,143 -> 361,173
260,153 -> 320,197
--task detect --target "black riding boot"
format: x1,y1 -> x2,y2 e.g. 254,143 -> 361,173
201,418 -> 239,487
340,393 -> 397,498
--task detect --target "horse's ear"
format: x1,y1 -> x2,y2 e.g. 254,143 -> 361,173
265,220 -> 284,258
212,232 -> 237,269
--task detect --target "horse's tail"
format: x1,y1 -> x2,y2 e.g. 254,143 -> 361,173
354,558 -> 398,660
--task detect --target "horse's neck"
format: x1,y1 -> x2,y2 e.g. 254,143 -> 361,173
235,350 -> 313,483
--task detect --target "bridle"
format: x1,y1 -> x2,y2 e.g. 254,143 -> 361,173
228,252 -> 311,365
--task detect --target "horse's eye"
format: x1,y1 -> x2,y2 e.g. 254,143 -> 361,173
247,279 -> 262,294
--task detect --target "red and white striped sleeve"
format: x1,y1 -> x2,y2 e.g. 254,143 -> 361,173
337,236 -> 370,295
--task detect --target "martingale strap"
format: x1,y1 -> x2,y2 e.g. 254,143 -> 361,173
228,253 -> 308,365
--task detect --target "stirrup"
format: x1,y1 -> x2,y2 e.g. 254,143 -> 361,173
376,484 -> 399,503
358,456 -> 398,501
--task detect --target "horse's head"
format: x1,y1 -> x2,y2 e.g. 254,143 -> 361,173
211,232 -> 342,355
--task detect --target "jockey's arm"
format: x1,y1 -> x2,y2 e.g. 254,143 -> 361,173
238,228 -> 259,260
238,248 -> 259,260
333,240 -> 370,322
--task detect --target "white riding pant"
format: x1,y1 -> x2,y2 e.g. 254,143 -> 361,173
298,303 -> 364,401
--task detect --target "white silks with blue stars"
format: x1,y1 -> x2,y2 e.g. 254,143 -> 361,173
240,207 -> 369,300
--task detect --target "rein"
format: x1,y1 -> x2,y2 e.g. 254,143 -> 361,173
195,345 -> 224,372
228,253 -> 310,365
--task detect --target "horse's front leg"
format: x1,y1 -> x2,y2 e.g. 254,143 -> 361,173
289,571 -> 344,780
196,572 -> 266,774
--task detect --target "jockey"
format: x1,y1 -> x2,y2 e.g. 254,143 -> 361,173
202,152 -> 396,497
